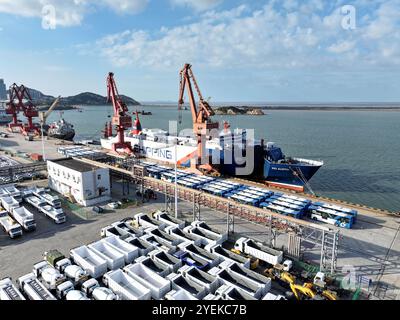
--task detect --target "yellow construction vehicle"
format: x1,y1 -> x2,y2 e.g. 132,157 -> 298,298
290,283 -> 316,300
322,290 -> 338,300
264,267 -> 296,286
230,249 -> 259,270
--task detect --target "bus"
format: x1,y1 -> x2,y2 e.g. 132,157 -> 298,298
312,202 -> 358,222
308,205 -> 354,229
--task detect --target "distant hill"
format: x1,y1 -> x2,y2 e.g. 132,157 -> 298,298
22,88 -> 141,106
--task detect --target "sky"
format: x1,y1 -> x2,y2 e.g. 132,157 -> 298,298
0,0 -> 399,103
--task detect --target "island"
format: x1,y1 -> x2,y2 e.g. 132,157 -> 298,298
214,106 -> 265,116
27,88 -> 140,110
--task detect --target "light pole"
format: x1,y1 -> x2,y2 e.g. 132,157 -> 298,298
174,140 -> 178,219
40,121 -> 46,161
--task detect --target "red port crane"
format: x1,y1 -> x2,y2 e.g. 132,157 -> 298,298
107,72 -> 133,155
17,85 -> 40,135
6,83 -> 40,135
6,83 -> 23,131
178,63 -> 220,175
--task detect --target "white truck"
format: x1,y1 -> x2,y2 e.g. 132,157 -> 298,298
234,237 -> 283,266
134,213 -> 166,230
153,211 -> 186,229
191,221 -> 228,242
183,226 -> 225,246
215,284 -> 258,300
178,243 -> 221,268
124,263 -> 171,299
17,273 -> 57,300
135,256 -> 172,278
166,273 -> 208,300
145,227 -> 183,247
149,250 -> 182,273
207,244 -> 251,268
3,185 -> 22,203
100,236 -> 139,264
178,265 -> 220,294
124,236 -> 155,257
39,204 -> 66,224
10,206 -> 36,231
164,289 -> 198,300
208,266 -> 268,299
103,269 -> 151,300
81,278 -> 118,300
164,226 -> 203,246
0,278 -> 25,300
40,193 -> 62,209
33,261 -> 66,290
0,210 -> 23,239
70,246 -> 108,279
88,240 -> 125,270
44,250 -> 90,287
1,196 -> 19,213
25,195 -> 46,210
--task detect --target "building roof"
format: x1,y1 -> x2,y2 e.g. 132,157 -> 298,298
49,158 -> 103,173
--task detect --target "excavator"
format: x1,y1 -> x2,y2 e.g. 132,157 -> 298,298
264,266 -> 338,300
178,63 -> 220,176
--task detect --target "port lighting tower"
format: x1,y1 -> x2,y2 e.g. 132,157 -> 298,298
178,63 -> 220,175
106,72 -> 133,155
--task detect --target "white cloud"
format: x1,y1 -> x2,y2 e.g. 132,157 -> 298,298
0,0 -> 149,27
328,41 -> 356,53
170,0 -> 223,12
84,1 -> 400,72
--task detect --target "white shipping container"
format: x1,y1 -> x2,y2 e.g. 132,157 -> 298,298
103,269 -> 151,300
88,240 -> 125,270
124,263 -> 171,299
70,246 -> 108,278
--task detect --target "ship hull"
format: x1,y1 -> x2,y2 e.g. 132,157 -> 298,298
101,134 -> 323,186
264,159 -> 322,185
48,131 -> 75,141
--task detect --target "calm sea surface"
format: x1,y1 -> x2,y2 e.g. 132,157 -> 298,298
48,105 -> 400,212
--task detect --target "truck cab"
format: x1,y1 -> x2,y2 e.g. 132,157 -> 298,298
0,210 -> 23,239
313,272 -> 326,288
82,278 -> 118,300
56,280 -> 75,300
33,261 -> 66,290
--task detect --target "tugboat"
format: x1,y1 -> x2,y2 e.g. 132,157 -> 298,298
46,115 -> 75,141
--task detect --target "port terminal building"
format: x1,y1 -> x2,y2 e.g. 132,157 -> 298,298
47,158 -> 111,206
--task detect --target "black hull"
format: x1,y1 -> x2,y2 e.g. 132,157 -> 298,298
48,132 -> 75,141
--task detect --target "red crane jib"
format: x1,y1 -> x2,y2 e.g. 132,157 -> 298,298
178,63 -> 220,175
106,72 -> 133,154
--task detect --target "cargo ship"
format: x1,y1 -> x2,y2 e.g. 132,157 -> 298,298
100,117 -> 323,191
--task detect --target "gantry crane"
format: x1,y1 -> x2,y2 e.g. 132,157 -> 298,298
6,84 -> 40,135
6,83 -> 23,131
178,63 -> 220,175
106,72 -> 133,155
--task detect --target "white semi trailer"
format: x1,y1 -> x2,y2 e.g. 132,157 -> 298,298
103,269 -> 151,300
100,236 -> 139,264
124,263 -> 171,300
234,237 -> 283,266
70,246 -> 108,279
17,273 -> 57,300
10,206 -> 36,231
0,278 -> 25,300
88,240 -> 125,270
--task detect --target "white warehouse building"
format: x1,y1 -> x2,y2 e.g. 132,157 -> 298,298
47,158 -> 111,207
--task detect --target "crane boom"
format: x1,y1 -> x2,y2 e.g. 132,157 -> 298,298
106,72 -> 133,155
39,96 -> 61,124
178,63 -> 220,175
